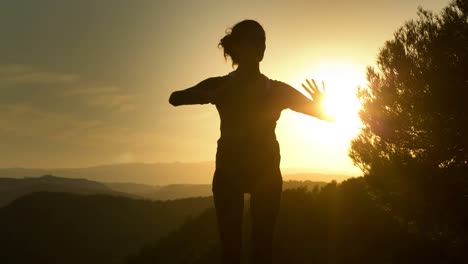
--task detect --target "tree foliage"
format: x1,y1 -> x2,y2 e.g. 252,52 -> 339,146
350,0 -> 468,258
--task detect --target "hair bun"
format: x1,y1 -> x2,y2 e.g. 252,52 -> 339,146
218,20 -> 265,66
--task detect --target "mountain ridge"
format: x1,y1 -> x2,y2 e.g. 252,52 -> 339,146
0,174 -> 129,207
0,161 -> 356,185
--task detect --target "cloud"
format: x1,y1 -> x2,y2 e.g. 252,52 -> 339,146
0,96 -> 153,148
0,64 -> 148,167
113,152 -> 136,163
59,85 -> 120,96
0,102 -> 137,154
60,85 -> 137,113
87,93 -> 137,113
0,103 -> 99,137
0,64 -> 138,113
0,64 -> 79,84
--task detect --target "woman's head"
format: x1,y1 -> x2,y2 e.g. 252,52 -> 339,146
219,20 -> 266,66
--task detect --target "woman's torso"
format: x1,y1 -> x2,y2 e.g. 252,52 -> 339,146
213,72 -> 284,190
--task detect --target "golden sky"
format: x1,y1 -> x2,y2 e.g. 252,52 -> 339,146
0,0 -> 449,174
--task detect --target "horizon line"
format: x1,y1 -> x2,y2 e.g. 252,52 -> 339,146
0,161 -> 359,176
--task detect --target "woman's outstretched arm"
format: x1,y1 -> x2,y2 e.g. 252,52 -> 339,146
169,77 -> 224,106
277,79 -> 334,121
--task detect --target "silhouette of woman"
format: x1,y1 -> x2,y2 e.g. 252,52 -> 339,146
169,20 -> 332,264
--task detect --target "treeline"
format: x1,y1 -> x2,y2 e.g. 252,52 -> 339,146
0,177 -> 464,264
127,177 -> 466,264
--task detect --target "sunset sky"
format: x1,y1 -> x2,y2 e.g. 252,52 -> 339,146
0,0 -> 449,174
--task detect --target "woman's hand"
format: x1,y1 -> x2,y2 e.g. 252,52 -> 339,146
301,79 -> 335,122
301,79 -> 326,104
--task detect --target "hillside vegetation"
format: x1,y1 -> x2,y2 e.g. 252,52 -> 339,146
0,192 -> 213,264
127,177 -> 464,264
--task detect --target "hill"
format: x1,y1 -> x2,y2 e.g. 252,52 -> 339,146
0,192 -> 213,264
0,175 -> 125,207
104,180 -> 327,201
0,174 -> 328,208
127,177 -> 462,264
0,162 -> 215,185
104,182 -> 162,197
0,162 -> 355,185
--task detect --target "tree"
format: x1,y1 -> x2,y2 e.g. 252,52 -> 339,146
349,0 -> 467,260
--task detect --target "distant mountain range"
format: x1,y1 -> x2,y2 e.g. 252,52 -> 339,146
0,174 -> 328,207
0,175 -> 128,207
0,162 -> 355,186
0,162 -> 215,185
107,181 -> 328,201
0,174 -> 330,263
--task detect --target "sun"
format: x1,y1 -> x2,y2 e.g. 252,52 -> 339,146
319,65 -> 364,125
275,61 -> 366,173
291,61 -> 366,142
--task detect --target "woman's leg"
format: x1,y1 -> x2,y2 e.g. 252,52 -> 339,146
213,188 -> 244,264
250,181 -> 282,264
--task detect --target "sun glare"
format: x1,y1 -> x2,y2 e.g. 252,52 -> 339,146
291,62 -> 366,144
274,61 -> 366,173
319,65 -> 364,127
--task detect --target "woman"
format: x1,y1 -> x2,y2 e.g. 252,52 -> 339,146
169,20 -> 332,264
